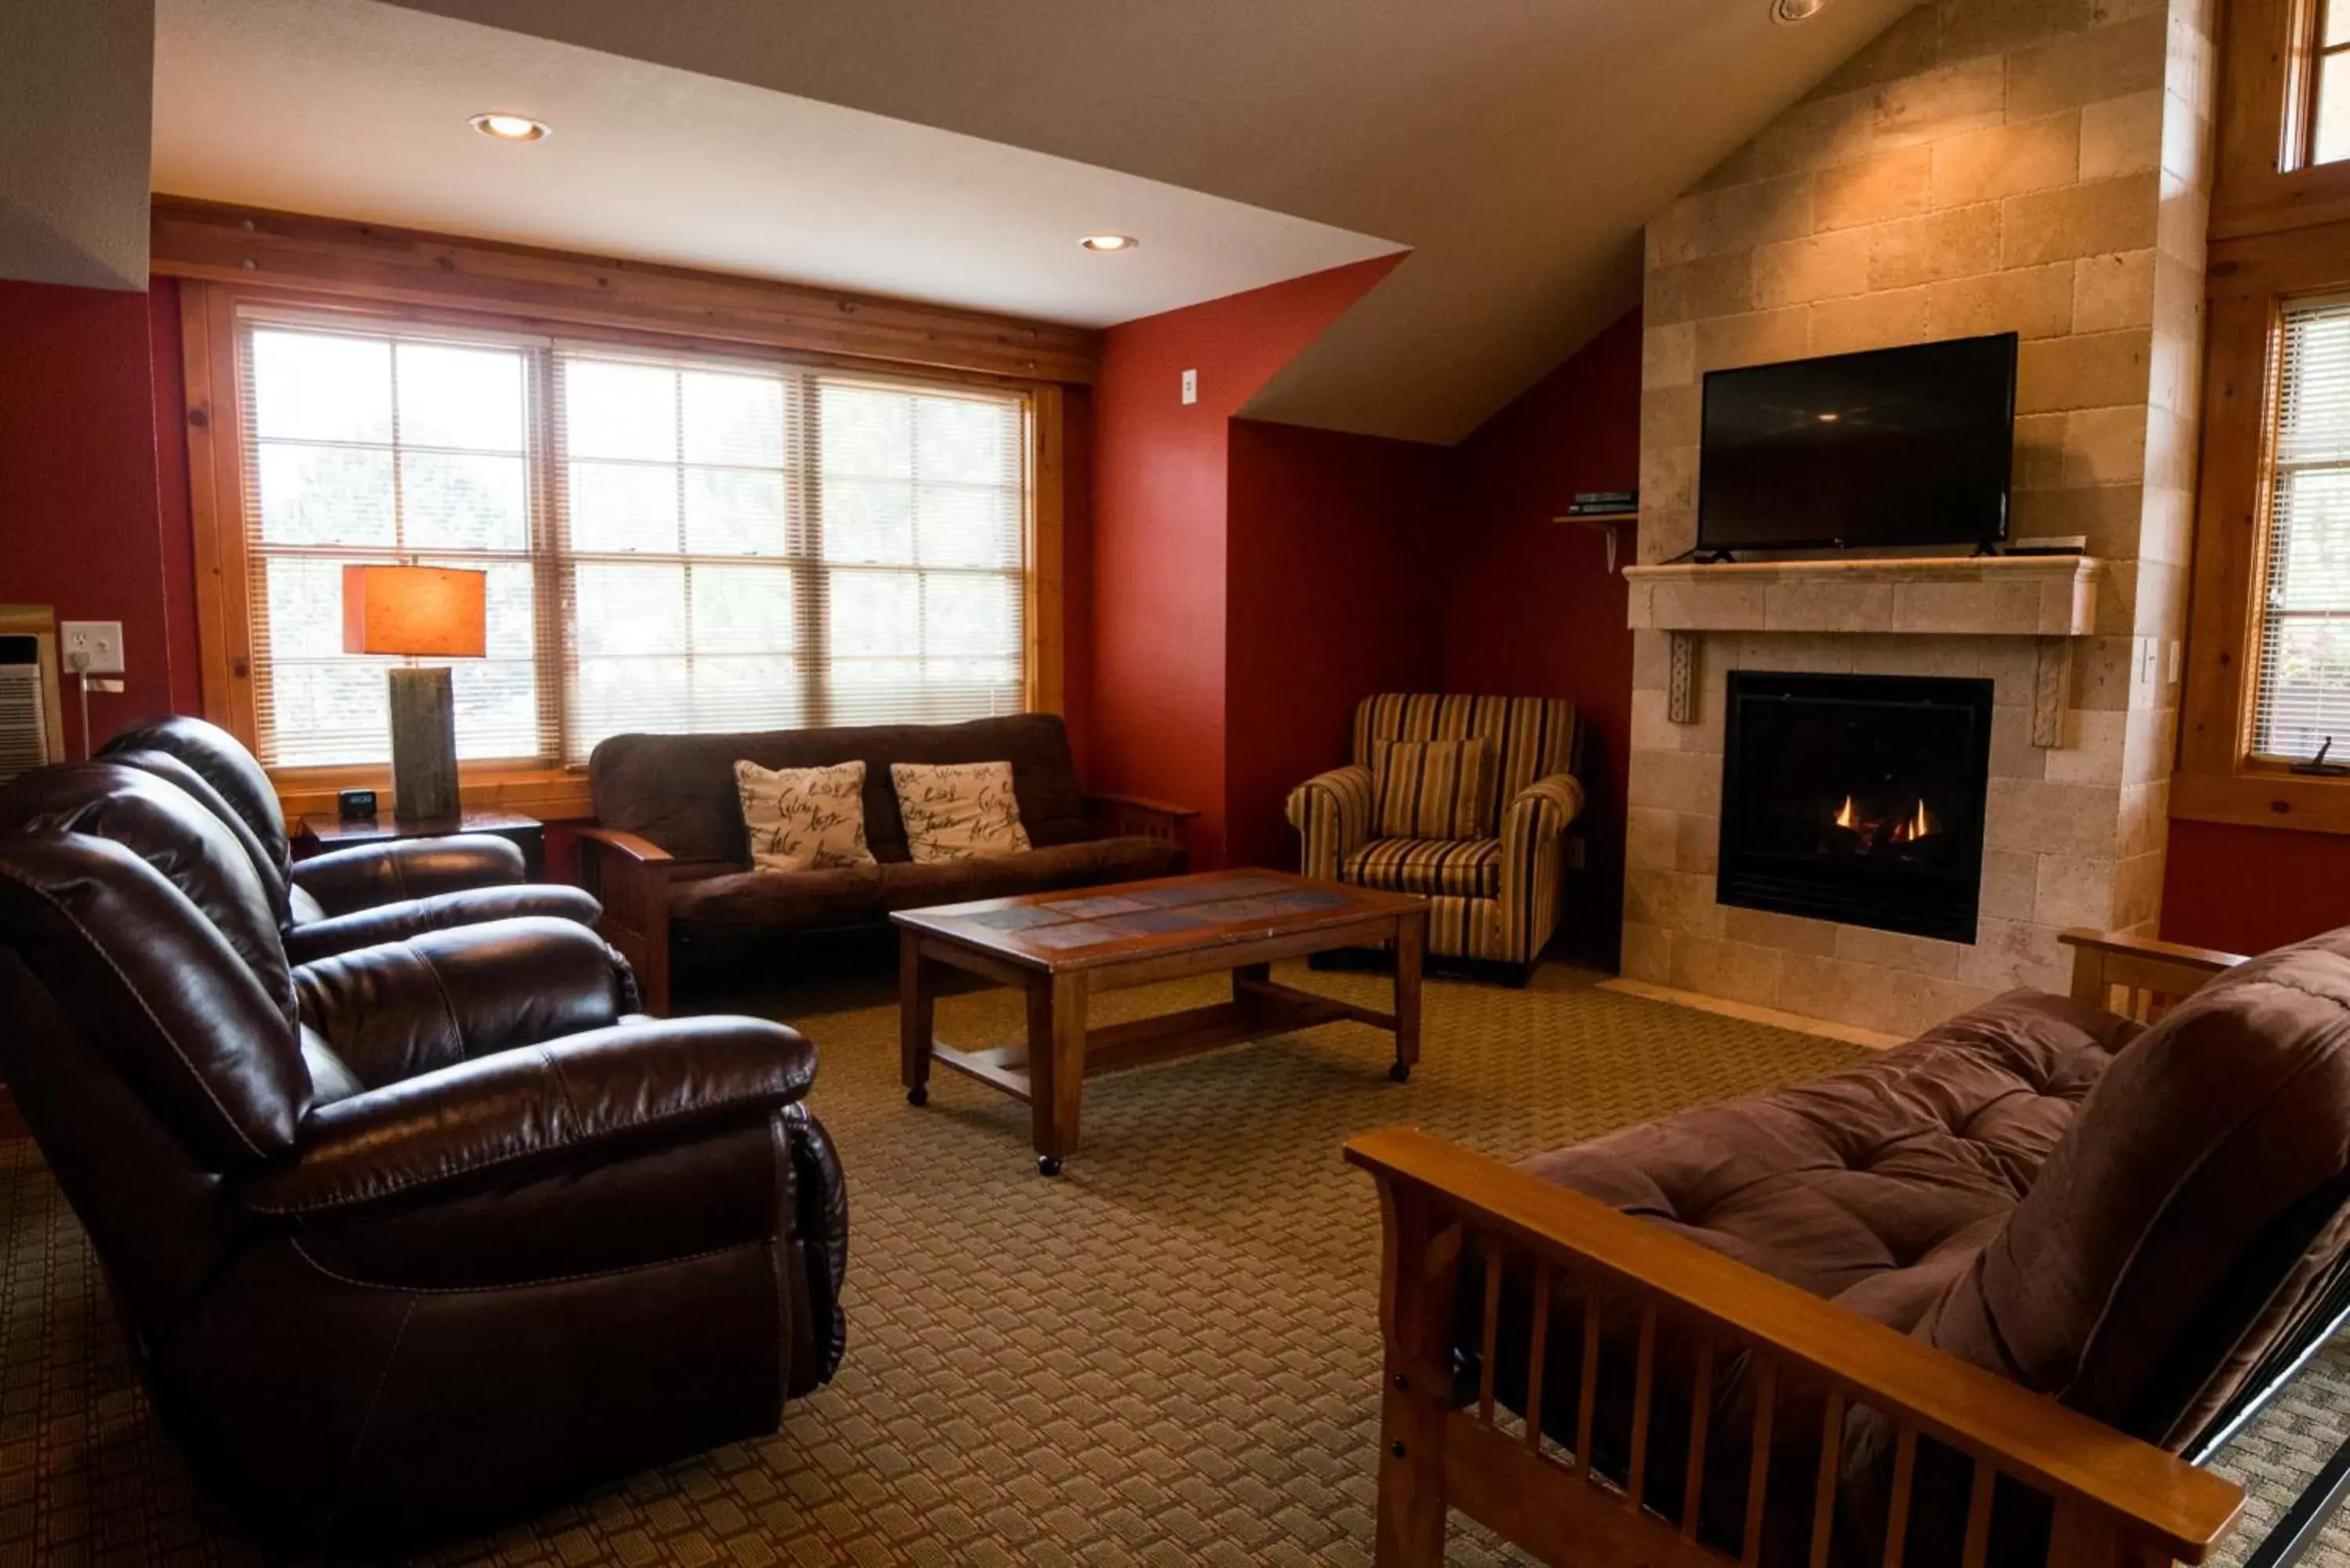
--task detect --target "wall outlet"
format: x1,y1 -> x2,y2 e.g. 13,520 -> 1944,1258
60,621 -> 125,677
1181,368 -> 1198,406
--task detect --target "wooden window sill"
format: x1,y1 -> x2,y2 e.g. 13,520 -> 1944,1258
2171,764 -> 2350,836
269,766 -> 594,827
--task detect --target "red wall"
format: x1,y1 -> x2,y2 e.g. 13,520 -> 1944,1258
2161,820 -> 2350,955
0,277 -> 176,757
1086,256 -> 1405,867
1439,312 -> 1643,962
1223,418 -> 1447,869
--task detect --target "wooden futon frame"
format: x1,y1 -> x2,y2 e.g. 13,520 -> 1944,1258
1347,928 -> 2275,1568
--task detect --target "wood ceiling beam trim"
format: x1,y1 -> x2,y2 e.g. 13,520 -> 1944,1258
148,197 -> 1100,385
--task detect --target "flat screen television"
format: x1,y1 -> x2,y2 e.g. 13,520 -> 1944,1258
1697,332 -> 2019,553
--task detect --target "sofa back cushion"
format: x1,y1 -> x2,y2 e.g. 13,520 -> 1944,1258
1923,927 -> 2350,1448
1371,738 -> 1492,841
591,713 -> 1088,865
1351,695 -> 1578,830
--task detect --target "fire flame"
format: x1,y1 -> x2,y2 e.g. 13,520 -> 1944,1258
1830,795 -> 1935,845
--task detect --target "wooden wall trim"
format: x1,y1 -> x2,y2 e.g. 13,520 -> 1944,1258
2213,0 -> 2350,240
150,197 -> 1100,386
2175,220 -> 2350,834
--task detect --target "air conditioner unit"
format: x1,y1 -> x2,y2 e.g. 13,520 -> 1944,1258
0,607 -> 66,785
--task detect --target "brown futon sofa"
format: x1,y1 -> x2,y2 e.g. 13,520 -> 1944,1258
581,714 -> 1191,1011
1346,926 -> 2350,1568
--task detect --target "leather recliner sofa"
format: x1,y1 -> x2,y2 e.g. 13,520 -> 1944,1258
93,714 -> 600,962
0,763 -> 848,1552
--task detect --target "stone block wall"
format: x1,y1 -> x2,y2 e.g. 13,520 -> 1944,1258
1622,0 -> 2217,1038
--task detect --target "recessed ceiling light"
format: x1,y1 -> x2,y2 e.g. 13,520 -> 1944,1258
1773,0 -> 1831,20
1079,234 -> 1138,253
471,111 -> 551,143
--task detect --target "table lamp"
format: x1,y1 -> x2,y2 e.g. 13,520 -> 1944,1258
342,564 -> 486,823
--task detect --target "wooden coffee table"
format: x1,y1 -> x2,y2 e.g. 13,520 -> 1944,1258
893,869 -> 1429,1175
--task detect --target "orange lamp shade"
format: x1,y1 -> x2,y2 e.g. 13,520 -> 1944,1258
341,565 -> 488,658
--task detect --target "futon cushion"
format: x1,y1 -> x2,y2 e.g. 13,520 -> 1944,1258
590,713 -> 1091,865
890,761 -> 1032,863
1372,738 -> 1491,841
877,837 -> 1185,911
1343,837 -> 1501,900
666,838 -> 1186,944
732,759 -> 875,873
1516,988 -> 2135,1331
1922,926 -> 2350,1447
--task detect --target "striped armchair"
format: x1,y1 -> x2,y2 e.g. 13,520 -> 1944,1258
1285,694 -> 1585,985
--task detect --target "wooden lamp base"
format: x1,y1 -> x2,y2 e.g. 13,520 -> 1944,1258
387,666 -> 459,822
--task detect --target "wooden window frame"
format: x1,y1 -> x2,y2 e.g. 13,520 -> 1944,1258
2175,2 -> 2350,833
162,200 -> 1090,824
2215,0 -> 2350,240
2173,227 -> 2350,830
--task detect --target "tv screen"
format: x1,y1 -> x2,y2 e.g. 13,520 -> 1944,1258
1697,333 -> 2018,553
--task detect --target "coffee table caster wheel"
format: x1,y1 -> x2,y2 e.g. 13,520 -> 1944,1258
1037,1155 -> 1063,1177
1389,1062 -> 1412,1084
906,1084 -> 927,1107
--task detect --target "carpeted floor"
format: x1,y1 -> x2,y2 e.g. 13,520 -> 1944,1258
0,959 -> 2344,1566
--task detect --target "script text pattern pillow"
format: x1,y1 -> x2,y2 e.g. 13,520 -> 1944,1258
733,759 -> 876,873
890,761 -> 1032,864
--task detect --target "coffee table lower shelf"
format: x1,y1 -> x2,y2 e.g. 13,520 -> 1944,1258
895,872 -> 1428,1175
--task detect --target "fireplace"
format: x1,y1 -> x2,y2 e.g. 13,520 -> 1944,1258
1717,672 -> 1994,943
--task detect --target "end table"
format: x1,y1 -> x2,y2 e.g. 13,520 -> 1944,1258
294,808 -> 547,880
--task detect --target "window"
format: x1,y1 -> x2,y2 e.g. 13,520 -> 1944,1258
233,309 -> 1031,771
2253,298 -> 2350,761
2316,0 -> 2350,165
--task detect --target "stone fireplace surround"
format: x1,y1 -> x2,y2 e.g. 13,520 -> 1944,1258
1617,552 -> 2165,1041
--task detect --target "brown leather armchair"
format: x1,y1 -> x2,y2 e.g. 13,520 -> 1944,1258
94,715 -> 601,962
0,768 -> 848,1553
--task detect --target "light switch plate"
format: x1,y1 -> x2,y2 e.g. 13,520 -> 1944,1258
60,621 -> 125,676
1181,368 -> 1198,405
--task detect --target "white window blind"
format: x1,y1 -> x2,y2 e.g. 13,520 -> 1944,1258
2254,297 -> 2350,762
239,320 -> 550,767
233,310 -> 1031,771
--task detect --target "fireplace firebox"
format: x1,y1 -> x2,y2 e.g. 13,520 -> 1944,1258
1717,672 -> 1993,943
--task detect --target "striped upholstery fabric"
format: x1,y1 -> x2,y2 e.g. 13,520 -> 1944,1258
1351,694 -> 1577,833
1370,739 -> 1491,840
1289,694 -> 1584,968
1343,837 -> 1502,900
1285,764 -> 1372,883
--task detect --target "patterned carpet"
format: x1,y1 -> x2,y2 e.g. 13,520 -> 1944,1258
0,956 -> 2342,1566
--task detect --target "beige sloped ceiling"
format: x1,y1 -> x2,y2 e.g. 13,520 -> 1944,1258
366,0 -> 1915,442
163,0 -> 1918,441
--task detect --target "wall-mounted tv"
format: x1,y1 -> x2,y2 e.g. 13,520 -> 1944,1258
1697,332 -> 2019,554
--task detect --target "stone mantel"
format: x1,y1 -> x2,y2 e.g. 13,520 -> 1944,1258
1624,555 -> 2104,638
1623,555 -> 2107,746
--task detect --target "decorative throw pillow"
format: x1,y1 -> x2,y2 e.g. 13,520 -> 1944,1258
890,761 -> 1032,864
1372,737 -> 1493,841
733,759 -> 877,873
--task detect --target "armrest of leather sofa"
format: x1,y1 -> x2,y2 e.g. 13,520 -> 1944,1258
242,1016 -> 815,1219
577,826 -> 676,1017
295,915 -> 639,1086
290,835 -> 526,916
281,883 -> 602,966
